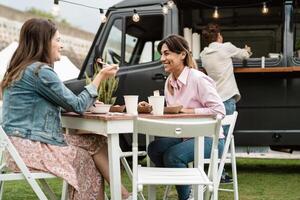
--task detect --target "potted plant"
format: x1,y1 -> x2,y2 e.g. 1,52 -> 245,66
86,59 -> 120,113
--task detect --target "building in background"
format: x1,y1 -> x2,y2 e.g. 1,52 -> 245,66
0,4 -> 94,68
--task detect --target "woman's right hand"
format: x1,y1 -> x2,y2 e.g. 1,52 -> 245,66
92,64 -> 119,89
99,64 -> 119,80
245,45 -> 252,56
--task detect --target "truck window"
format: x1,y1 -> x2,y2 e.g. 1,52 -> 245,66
179,4 -> 283,58
139,41 -> 160,63
295,6 -> 300,58
102,19 -> 122,64
125,15 -> 163,65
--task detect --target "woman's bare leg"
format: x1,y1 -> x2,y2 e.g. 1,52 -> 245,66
93,143 -> 130,199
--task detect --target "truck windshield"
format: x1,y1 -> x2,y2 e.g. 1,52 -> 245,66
295,6 -> 300,57
102,19 -> 122,64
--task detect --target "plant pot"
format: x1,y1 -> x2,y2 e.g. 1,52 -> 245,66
89,103 -> 112,114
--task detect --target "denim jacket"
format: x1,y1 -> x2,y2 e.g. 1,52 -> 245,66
2,62 -> 97,146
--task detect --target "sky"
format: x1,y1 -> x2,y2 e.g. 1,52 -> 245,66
0,0 -> 123,33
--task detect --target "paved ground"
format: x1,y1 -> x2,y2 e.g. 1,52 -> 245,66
236,147 -> 300,159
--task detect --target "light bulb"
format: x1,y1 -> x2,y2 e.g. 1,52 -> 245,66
167,0 -> 174,9
100,15 -> 107,23
262,2 -> 269,14
51,4 -> 60,17
213,7 -> 219,18
99,9 -> 107,23
132,9 -> 140,22
162,5 -> 169,14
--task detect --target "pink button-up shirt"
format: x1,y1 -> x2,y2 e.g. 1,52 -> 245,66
165,67 -> 226,137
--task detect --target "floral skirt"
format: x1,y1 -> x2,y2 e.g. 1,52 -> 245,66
5,133 -> 107,200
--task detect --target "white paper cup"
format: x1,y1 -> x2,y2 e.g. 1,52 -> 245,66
148,96 -> 165,115
124,95 -> 138,115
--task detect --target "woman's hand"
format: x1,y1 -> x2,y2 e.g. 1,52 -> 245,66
99,64 -> 119,80
92,63 -> 119,88
245,45 -> 252,56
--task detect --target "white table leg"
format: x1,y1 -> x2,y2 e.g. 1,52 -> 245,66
107,134 -> 122,200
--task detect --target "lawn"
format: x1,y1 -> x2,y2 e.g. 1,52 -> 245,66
1,158 -> 300,200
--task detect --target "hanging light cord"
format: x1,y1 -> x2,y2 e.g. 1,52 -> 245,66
58,0 -> 107,11
188,0 -> 273,9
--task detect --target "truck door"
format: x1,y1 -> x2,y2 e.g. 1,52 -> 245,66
96,12 -> 167,104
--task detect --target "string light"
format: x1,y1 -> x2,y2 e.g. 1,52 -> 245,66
167,0 -> 175,9
262,2 -> 269,14
99,9 -> 107,23
52,0 -> 110,23
194,0 -> 272,18
132,9 -> 140,22
161,4 -> 169,14
213,6 -> 219,18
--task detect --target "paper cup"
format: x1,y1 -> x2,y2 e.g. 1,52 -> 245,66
148,96 -> 165,115
124,95 -> 138,115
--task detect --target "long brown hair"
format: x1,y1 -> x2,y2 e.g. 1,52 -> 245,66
1,18 -> 57,90
157,34 -> 198,95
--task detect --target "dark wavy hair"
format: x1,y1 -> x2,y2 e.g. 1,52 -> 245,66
1,18 -> 57,90
202,23 -> 221,44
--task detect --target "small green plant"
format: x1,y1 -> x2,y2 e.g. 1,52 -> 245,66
85,60 -> 119,105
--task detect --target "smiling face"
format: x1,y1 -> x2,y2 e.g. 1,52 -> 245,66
160,43 -> 186,78
50,30 -> 63,63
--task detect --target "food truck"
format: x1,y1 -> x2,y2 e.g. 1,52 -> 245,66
65,0 -> 300,151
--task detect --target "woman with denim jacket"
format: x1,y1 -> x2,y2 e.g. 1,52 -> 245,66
1,18 -> 131,200
147,34 -> 225,200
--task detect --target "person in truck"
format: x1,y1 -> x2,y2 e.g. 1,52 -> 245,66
200,23 -> 252,182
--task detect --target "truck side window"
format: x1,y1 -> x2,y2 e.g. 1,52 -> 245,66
102,19 -> 122,64
125,15 -> 163,65
295,6 -> 300,58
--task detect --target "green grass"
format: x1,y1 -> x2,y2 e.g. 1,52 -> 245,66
2,158 -> 300,200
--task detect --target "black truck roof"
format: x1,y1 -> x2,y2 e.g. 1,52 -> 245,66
111,0 -> 168,9
112,0 -> 284,9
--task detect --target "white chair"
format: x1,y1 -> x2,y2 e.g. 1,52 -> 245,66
132,115 -> 222,200
216,111 -> 239,200
0,126 -> 68,200
120,148 -> 147,200
64,128 -> 146,200
163,111 -> 239,200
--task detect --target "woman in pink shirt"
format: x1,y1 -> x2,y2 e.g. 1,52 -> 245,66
147,34 -> 225,200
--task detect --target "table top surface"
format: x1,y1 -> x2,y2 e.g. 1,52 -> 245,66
62,112 -> 214,121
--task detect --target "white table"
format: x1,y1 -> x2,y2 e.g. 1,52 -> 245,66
61,112 -> 213,200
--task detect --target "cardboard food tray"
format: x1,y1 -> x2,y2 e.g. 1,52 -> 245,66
138,105 -> 153,113
109,105 -> 126,113
164,105 -> 183,114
